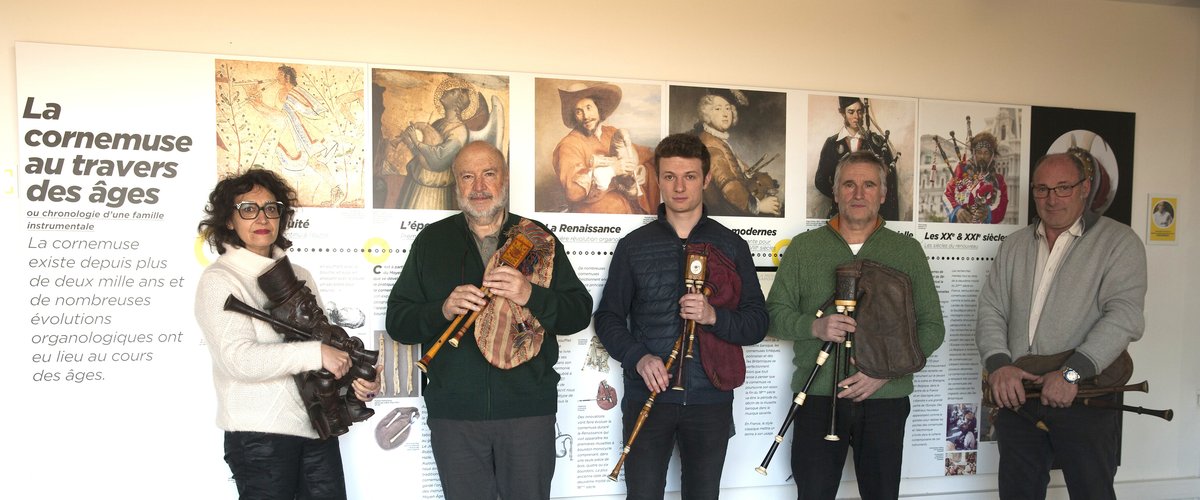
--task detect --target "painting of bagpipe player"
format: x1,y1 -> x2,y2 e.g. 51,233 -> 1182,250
385,141 -> 592,500
372,70 -> 507,210
768,151 -> 944,499
976,153 -> 1146,500
810,95 -> 915,221
194,169 -> 380,499
669,85 -> 785,217
943,132 -> 1010,223
536,79 -> 660,214
594,134 -> 768,498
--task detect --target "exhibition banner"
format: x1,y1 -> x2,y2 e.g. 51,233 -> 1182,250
9,42 -> 1133,497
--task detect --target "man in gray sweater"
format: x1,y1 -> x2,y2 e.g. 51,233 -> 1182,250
976,153 -> 1146,500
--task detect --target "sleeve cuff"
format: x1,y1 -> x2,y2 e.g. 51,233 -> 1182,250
622,344 -> 652,372
1065,351 -> 1098,379
984,353 -> 1013,374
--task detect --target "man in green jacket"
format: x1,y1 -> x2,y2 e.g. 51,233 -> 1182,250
386,141 -> 593,500
767,151 -> 944,500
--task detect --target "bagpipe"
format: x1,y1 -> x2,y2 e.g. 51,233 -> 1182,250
742,153 -> 781,202
861,98 -> 901,173
757,259 -> 923,475
417,219 -> 556,374
223,256 -> 379,440
609,242 -> 745,481
982,350 -> 1173,430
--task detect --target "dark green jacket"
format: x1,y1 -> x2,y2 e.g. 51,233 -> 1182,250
385,212 -> 592,419
767,220 -> 945,399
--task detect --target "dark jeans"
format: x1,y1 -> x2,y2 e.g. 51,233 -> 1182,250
428,415 -> 556,500
790,396 -> 910,500
621,401 -> 733,500
995,397 -> 1120,500
223,431 -> 346,500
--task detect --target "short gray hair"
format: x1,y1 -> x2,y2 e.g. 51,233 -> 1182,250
832,151 -> 887,196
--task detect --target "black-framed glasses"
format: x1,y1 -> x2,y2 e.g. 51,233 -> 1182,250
233,201 -> 285,220
1031,178 -> 1085,199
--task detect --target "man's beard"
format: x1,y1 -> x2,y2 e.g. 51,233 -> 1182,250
577,120 -> 600,137
460,184 -> 509,222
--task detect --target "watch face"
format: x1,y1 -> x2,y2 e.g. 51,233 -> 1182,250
1063,368 -> 1081,383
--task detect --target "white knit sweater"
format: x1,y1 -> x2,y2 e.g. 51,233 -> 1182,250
194,244 -> 323,438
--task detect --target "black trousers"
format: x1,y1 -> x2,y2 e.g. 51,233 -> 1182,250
223,431 -> 346,500
427,415 -> 557,500
995,397 -> 1120,500
620,401 -> 733,500
790,396 -> 910,500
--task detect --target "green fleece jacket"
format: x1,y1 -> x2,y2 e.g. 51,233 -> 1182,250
385,212 -> 592,420
767,220 -> 945,399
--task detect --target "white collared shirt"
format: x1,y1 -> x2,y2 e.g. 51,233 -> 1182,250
1027,217 -> 1086,344
837,126 -> 864,152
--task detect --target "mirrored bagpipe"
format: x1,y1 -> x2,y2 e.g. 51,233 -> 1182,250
982,350 -> 1173,430
223,256 -> 379,440
757,259 -> 923,475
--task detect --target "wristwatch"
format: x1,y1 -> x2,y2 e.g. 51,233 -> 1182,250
1061,367 -> 1081,384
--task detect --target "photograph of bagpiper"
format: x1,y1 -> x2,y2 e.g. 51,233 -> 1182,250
917,100 -> 1027,224
1029,105 -> 1137,226
215,60 -> 366,208
371,70 -> 508,210
807,94 -> 915,221
670,85 -> 786,218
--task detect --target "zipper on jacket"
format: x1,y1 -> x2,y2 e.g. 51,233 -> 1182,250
679,240 -> 690,406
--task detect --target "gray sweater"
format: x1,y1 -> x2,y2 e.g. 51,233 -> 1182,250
976,213 -> 1147,378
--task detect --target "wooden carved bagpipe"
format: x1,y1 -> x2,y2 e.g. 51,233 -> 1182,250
223,256 -> 379,440
417,220 -> 556,374
609,247 -> 711,481
757,259 -> 923,475
982,350 -> 1173,429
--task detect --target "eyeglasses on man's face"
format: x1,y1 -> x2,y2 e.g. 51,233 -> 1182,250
1031,178 -> 1086,199
234,201 -> 285,220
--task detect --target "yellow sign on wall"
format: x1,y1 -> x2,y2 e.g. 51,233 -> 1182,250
1148,195 -> 1177,243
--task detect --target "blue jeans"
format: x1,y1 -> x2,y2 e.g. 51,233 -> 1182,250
995,397 -> 1120,500
790,396 -> 910,500
620,401 -> 733,500
223,431 -> 346,500
428,415 -> 556,500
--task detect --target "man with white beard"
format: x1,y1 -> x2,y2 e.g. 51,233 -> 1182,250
386,141 -> 592,499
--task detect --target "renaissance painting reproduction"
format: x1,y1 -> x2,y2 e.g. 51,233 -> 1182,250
533,78 -> 661,215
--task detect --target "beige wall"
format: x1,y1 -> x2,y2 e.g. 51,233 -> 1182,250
3,0 -> 1198,497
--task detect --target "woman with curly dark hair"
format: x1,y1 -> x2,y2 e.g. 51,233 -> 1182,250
194,169 -> 377,499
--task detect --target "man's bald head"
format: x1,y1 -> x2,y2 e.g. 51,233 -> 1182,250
454,141 -> 508,179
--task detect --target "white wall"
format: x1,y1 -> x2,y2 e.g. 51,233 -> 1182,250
2,1 -> 1198,498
